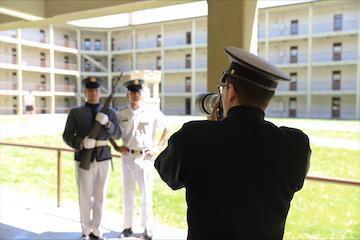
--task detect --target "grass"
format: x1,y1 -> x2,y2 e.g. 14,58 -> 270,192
0,120 -> 359,238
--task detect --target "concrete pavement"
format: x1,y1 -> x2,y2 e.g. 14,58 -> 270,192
0,186 -> 187,240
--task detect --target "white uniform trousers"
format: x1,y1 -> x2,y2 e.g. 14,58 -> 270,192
122,153 -> 154,231
75,160 -> 110,236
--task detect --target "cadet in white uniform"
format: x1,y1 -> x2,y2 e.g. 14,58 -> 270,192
116,79 -> 169,240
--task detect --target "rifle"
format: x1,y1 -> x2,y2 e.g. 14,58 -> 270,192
79,73 -> 123,170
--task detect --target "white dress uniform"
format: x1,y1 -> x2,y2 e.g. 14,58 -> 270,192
117,102 -> 168,232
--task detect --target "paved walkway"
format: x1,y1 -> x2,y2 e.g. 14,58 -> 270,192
0,186 -> 187,240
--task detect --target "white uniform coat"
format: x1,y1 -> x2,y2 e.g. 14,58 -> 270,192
117,103 -> 167,231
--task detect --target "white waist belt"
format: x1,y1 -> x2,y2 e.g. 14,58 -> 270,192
95,140 -> 108,147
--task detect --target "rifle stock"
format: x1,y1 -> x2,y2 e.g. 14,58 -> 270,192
79,73 -> 122,170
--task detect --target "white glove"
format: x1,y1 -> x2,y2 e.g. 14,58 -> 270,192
83,137 -> 96,149
95,112 -> 109,126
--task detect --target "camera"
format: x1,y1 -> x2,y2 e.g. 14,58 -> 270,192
196,93 -> 223,119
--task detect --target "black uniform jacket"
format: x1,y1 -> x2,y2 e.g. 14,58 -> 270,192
63,102 -> 122,161
155,105 -> 311,240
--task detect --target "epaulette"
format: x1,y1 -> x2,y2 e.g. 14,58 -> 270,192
117,105 -> 128,112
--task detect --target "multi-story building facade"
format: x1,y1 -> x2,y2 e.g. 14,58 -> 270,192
259,0 -> 359,119
0,0 -> 359,119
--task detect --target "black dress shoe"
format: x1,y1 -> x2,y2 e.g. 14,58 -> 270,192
141,229 -> 152,240
119,228 -> 133,238
89,232 -> 101,240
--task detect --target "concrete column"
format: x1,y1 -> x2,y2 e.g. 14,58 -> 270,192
356,3 -> 360,119
264,10 -> 269,61
49,25 -> 55,114
191,19 -> 196,115
17,28 -> 23,115
207,0 -> 257,92
306,4 -> 313,118
76,29 -> 82,106
132,29 -> 136,70
107,30 -> 112,105
160,24 -> 165,112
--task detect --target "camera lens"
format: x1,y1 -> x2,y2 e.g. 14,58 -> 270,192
196,93 -> 220,115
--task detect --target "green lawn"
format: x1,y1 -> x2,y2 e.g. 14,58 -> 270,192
0,126 -> 359,238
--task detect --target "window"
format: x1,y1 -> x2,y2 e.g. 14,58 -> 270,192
64,34 -> 69,47
333,14 -> 343,31
290,46 -> 298,63
111,38 -> 114,51
95,59 -> 101,72
84,38 -> 91,50
289,72 -> 297,91
290,20 -> 299,35
331,97 -> 340,118
185,54 -> 191,68
40,97 -> 46,114
186,32 -> 192,45
39,29 -> 45,43
289,97 -> 297,117
13,96 -> 17,114
12,48 -> 16,64
156,56 -> 161,70
185,98 -> 191,115
332,71 -> 341,90
95,39 -> 101,51
156,34 -> 162,47
84,59 -> 91,71
111,58 -> 114,71
185,76 -> 191,92
40,52 -> 46,67
39,75 -> 46,91
333,42 -> 342,61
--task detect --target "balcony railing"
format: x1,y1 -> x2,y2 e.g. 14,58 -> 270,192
196,60 -> 207,69
195,84 -> 207,93
164,85 -> 191,93
313,20 -> 358,34
22,32 -> 47,43
22,57 -> 49,68
82,44 -> 107,51
54,38 -> 77,48
55,84 -> 76,92
136,62 -> 159,70
113,42 -> 132,51
0,80 -> 17,90
268,25 -> 308,38
0,30 -> 17,38
23,82 -> 50,91
276,82 -> 308,91
164,37 -> 187,47
136,40 -> 158,49
55,107 -> 71,113
0,54 -> 16,64
113,65 -> 132,72
312,51 -> 357,62
164,61 -> 190,70
0,106 -> 17,114
268,53 -> 308,65
196,35 -> 207,44
312,80 -> 356,91
36,107 -> 51,114
55,62 -> 77,71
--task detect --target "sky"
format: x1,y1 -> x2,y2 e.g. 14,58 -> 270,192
68,0 -> 313,28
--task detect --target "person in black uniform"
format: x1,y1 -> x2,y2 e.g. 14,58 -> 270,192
63,76 -> 122,240
154,47 -> 311,240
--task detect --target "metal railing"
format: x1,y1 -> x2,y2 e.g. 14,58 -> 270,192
0,140 -> 358,208
0,142 -> 121,207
